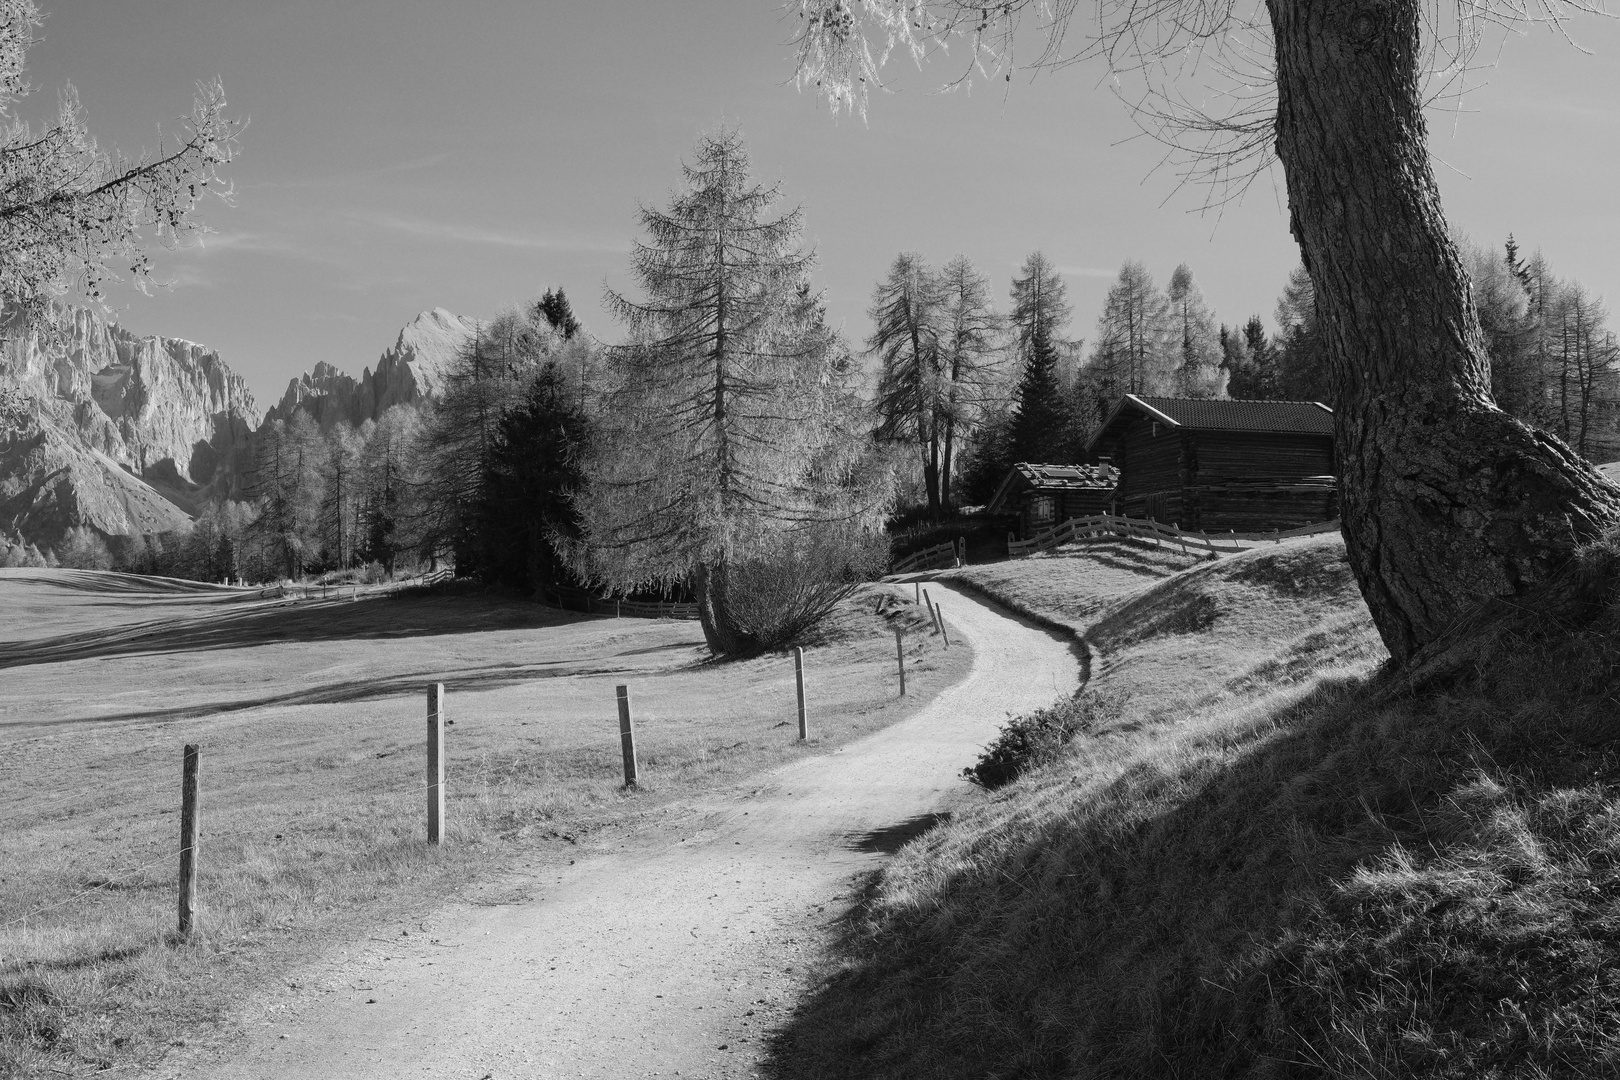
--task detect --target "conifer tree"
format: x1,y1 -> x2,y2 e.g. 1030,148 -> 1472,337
935,254 -> 1005,508
576,128 -> 887,656
1167,264 -> 1225,398
869,252 -> 946,514
1088,261 -> 1172,399
1006,252 -> 1075,464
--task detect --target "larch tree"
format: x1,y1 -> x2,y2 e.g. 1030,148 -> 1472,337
1088,261 -> 1171,399
0,0 -> 238,321
1167,264 -> 1226,398
788,0 -> 1620,665
869,251 -> 947,515
935,254 -> 1005,508
576,128 -> 888,657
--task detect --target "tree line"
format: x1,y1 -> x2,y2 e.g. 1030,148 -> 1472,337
867,240 -> 1620,515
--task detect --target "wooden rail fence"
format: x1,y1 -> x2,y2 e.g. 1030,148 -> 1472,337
545,585 -> 699,620
1008,513 -> 1341,560
891,538 -> 965,575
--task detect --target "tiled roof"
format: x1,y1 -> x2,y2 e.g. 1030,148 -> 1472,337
1129,396 -> 1334,434
1011,462 -> 1118,490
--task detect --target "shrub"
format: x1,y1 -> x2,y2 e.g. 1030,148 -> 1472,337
722,521 -> 891,654
962,691 -> 1124,789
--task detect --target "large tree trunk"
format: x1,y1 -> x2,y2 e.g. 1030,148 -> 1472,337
1267,0 -> 1620,662
692,562 -> 760,656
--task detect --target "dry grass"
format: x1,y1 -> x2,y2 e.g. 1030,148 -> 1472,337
0,569 -> 968,1078
767,532 -> 1620,1078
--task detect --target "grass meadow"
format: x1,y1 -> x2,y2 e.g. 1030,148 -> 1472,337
770,534 -> 1620,1078
0,569 -> 966,1078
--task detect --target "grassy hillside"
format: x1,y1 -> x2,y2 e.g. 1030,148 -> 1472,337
774,534 -> 1620,1078
0,571 -> 964,1079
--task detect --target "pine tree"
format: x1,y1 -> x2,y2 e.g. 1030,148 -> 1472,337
477,363 -> 591,593
1007,252 -> 1076,463
536,287 -> 582,340
1009,316 -> 1070,464
1272,266 -> 1332,404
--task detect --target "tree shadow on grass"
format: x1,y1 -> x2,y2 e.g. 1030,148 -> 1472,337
0,592 -> 679,671
763,659 -> 1620,1080
10,655 -> 700,729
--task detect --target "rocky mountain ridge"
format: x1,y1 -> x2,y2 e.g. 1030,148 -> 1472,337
0,305 -> 475,550
264,308 -> 478,430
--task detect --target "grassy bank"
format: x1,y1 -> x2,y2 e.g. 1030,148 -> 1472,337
773,533 -> 1620,1078
0,569 -> 967,1078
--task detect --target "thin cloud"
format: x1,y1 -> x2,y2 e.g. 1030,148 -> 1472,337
356,211 -> 621,254
246,154 -> 454,192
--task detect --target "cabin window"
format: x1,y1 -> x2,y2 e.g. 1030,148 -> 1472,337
1030,495 -> 1056,524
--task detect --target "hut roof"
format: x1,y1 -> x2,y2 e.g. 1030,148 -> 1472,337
1087,395 -> 1333,454
986,461 -> 1119,515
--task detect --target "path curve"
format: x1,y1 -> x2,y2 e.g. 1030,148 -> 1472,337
177,583 -> 1080,1079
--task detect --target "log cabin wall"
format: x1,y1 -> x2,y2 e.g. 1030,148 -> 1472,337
1112,419 -> 1185,519
1108,420 -> 1336,529
1193,432 -> 1335,481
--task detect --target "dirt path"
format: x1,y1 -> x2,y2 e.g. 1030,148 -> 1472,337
172,583 -> 1079,1080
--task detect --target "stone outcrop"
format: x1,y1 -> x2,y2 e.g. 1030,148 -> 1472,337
0,305 -> 260,547
0,305 -> 476,550
264,307 -> 477,429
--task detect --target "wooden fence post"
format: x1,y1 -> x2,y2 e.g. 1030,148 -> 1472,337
893,628 -> 907,696
923,589 -> 942,636
793,647 -> 808,740
616,685 -> 639,787
914,581 -> 920,604
936,605 -> 951,648
177,743 -> 199,937
427,684 -> 445,845
957,536 -> 966,567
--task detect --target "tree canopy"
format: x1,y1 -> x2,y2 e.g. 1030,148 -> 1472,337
0,0 -> 239,320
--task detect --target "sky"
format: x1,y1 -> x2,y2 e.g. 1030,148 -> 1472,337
19,2 -> 1620,407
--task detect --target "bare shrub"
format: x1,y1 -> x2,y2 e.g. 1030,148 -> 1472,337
722,521 -> 890,654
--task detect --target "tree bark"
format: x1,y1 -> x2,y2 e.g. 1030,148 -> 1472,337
693,562 -> 760,656
1267,0 -> 1620,662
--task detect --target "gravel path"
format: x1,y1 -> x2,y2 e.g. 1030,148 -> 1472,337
176,583 -> 1080,1079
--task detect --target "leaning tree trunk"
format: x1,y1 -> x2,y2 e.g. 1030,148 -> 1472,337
1267,0 -> 1620,662
692,561 -> 760,657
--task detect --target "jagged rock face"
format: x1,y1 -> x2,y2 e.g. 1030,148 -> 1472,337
265,308 -> 476,430
0,304 -> 260,546
0,401 -> 192,545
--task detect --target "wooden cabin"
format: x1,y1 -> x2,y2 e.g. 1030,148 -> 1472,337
986,461 -> 1119,539
1086,395 -> 1336,531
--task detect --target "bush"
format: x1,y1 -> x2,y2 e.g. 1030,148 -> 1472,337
722,522 -> 891,654
962,691 -> 1124,789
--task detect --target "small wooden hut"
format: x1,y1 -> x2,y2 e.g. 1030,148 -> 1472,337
1086,395 -> 1336,531
986,462 -> 1119,539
